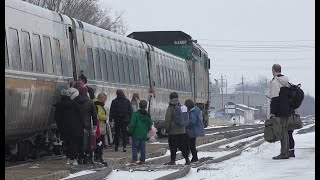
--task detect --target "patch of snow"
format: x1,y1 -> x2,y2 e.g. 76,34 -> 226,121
178,132 -> 315,180
176,150 -> 236,165
230,116 -> 245,124
149,142 -> 168,145
145,150 -> 171,161
205,125 -> 229,130
220,133 -> 263,148
61,170 -> 96,180
104,169 -> 178,180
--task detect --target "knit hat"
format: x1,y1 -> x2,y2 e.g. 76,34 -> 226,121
60,88 -> 79,100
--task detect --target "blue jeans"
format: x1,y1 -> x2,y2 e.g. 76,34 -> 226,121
132,138 -> 146,161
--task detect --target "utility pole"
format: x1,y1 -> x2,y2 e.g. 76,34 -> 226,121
241,75 -> 245,104
221,75 -> 224,110
225,75 -> 227,95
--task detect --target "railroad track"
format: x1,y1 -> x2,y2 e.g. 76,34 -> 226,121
6,121 -> 315,180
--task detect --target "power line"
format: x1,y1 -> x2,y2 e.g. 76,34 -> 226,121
197,39 -> 315,43
204,49 -> 314,52
209,57 -> 314,61
200,44 -> 315,48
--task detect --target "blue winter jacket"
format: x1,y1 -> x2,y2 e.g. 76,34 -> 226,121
186,107 -> 205,138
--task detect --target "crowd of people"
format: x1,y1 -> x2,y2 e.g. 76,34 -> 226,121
55,63 -> 298,167
54,74 -> 206,166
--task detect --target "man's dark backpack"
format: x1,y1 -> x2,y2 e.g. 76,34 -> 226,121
288,83 -> 304,109
173,104 -> 190,126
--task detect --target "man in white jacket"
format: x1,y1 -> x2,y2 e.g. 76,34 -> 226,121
269,64 -> 292,160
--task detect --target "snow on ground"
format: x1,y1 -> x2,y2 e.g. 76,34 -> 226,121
205,125 -> 229,130
104,169 -> 178,180
176,150 -> 236,165
145,150 -> 171,162
297,123 -> 315,132
178,132 -> 315,180
148,142 -> 168,145
61,170 -> 96,180
219,133 -> 263,148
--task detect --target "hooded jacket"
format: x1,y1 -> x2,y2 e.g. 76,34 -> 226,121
157,98 -> 186,135
186,106 -> 205,138
270,74 -> 292,117
128,109 -> 152,140
74,95 -> 98,130
109,90 -> 133,122
54,89 -> 82,138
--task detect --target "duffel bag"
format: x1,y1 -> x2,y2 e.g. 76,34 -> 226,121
288,114 -> 303,130
264,117 -> 282,143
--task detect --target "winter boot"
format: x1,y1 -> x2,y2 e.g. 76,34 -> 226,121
191,157 -> 199,163
166,161 -> 176,165
137,160 -> 145,165
272,154 -> 289,160
185,158 -> 191,165
72,159 -> 78,166
289,150 -> 295,157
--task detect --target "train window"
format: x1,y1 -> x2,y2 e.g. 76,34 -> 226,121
111,53 -> 119,82
8,28 -> 22,70
174,70 -> 178,90
43,36 -> 54,74
168,68 -> 172,89
134,59 -> 140,84
5,33 -> 9,68
52,39 -> 62,75
100,51 -> 108,81
21,31 -> 33,72
128,58 -> 134,84
94,49 -> 102,80
118,55 -> 125,83
181,72 -> 186,91
32,34 -> 44,72
161,66 -> 165,88
106,52 -> 113,82
123,57 -> 130,84
177,71 -> 181,91
87,48 -> 95,79
156,65 -> 161,87
165,67 -> 169,89
173,69 -> 176,90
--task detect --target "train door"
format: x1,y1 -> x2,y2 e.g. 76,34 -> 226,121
146,50 -> 154,113
67,17 -> 80,81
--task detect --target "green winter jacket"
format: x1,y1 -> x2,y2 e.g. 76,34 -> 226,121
157,98 -> 186,135
128,109 -> 152,140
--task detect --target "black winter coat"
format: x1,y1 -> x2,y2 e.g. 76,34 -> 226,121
74,95 -> 98,130
54,96 -> 83,138
109,91 -> 133,123
270,87 -> 293,117
87,86 -> 95,100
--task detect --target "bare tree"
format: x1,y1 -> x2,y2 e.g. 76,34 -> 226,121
22,0 -> 128,35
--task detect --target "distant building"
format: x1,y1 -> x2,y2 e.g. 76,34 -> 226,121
216,102 -> 259,124
210,91 -> 270,120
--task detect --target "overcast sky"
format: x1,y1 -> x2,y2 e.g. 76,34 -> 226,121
104,0 -> 315,97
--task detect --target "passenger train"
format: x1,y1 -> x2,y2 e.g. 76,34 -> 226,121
5,0 -> 210,159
